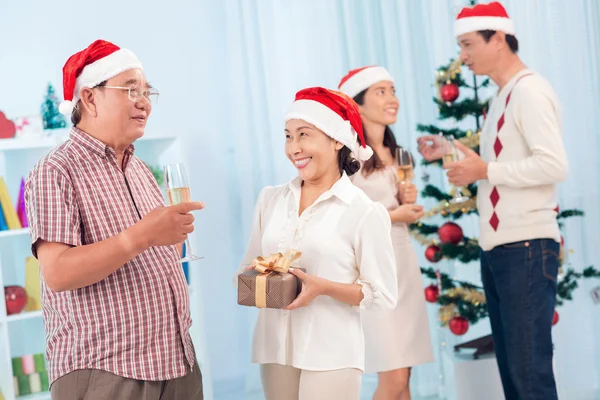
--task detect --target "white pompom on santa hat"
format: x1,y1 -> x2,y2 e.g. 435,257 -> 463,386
59,39 -> 143,115
337,65 -> 394,99
454,1 -> 515,37
285,87 -> 373,161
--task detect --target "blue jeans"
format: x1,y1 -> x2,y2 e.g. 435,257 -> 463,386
480,239 -> 559,400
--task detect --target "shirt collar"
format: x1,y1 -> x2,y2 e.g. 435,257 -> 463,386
69,127 -> 135,162
288,172 -> 355,205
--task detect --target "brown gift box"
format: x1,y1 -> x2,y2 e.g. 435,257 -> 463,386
237,250 -> 303,309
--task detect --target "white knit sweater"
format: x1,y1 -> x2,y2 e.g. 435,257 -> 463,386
477,69 -> 568,251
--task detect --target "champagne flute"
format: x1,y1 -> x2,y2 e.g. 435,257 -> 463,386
164,163 -> 202,263
441,134 -> 470,204
395,148 -> 414,183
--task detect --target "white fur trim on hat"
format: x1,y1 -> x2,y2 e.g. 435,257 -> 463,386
59,48 -> 143,115
59,100 -> 74,116
339,66 -> 394,98
285,99 -> 373,161
454,16 -> 515,37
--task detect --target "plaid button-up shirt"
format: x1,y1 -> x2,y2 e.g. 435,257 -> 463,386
25,127 -> 194,385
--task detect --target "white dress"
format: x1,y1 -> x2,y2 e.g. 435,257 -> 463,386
237,173 -> 399,372
351,167 -> 434,372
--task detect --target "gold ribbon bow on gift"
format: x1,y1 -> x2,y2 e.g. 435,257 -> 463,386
252,250 -> 302,308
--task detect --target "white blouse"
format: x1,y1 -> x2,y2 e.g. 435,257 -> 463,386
236,173 -> 398,371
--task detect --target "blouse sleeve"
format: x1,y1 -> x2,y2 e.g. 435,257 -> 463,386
353,202 -> 398,310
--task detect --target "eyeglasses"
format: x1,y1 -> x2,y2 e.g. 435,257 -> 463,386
102,85 -> 160,103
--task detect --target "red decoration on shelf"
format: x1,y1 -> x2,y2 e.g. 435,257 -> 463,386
425,284 -> 440,303
425,244 -> 442,263
440,83 -> 459,103
449,315 -> 469,335
0,111 -> 17,139
552,310 -> 559,326
438,222 -> 464,245
4,285 -> 27,315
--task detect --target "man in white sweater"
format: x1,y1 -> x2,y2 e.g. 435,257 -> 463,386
418,3 -> 567,400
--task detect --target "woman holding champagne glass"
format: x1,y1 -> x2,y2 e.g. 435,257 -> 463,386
339,66 -> 434,400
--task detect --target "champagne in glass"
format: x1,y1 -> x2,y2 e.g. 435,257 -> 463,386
167,187 -> 191,205
442,152 -> 458,165
164,163 -> 202,263
396,148 -> 414,183
442,135 -> 470,204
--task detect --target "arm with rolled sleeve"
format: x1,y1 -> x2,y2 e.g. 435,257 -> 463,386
354,203 -> 398,310
487,85 -> 569,188
26,164 -> 83,257
26,162 -> 163,292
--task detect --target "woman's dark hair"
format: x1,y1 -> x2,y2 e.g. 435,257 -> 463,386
353,88 -> 400,176
338,145 -> 360,176
478,30 -> 519,53
71,80 -> 107,125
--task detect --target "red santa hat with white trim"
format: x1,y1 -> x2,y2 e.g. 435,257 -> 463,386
285,87 -> 373,161
454,2 -> 515,37
337,65 -> 394,99
59,39 -> 143,115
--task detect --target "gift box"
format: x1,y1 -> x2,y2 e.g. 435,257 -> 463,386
238,250 -> 303,309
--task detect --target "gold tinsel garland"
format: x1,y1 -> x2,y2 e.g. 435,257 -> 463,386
447,287 -> 486,305
439,305 -> 456,326
423,195 -> 477,219
435,58 -> 463,87
458,129 -> 481,149
438,288 -> 487,327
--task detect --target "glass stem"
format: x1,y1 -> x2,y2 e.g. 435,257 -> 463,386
184,237 -> 193,257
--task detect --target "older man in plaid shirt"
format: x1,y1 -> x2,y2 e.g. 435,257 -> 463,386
25,39 -> 204,399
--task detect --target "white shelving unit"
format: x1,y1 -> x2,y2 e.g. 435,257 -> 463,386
0,127 -> 209,399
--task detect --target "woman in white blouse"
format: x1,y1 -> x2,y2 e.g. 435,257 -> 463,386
339,66 -> 434,400
237,87 -> 398,400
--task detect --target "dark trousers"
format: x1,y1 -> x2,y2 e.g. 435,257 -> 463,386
51,359 -> 203,400
480,239 -> 559,400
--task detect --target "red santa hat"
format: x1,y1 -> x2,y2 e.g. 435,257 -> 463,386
285,87 -> 373,161
454,2 -> 515,37
338,66 -> 394,99
59,39 -> 143,115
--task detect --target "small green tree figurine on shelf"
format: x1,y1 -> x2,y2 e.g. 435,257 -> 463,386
41,83 -> 67,130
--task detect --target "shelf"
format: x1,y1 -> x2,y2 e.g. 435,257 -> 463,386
0,228 -> 29,239
0,130 -> 177,152
6,311 -> 42,323
16,392 -> 51,400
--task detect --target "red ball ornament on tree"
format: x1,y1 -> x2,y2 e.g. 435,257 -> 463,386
440,83 -> 459,103
425,244 -> 442,263
4,285 -> 27,315
552,310 -> 559,326
449,315 -> 469,335
424,285 -> 439,303
438,222 -> 464,245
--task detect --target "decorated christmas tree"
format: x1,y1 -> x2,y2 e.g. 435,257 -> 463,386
412,55 -> 600,344
41,83 -> 67,130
